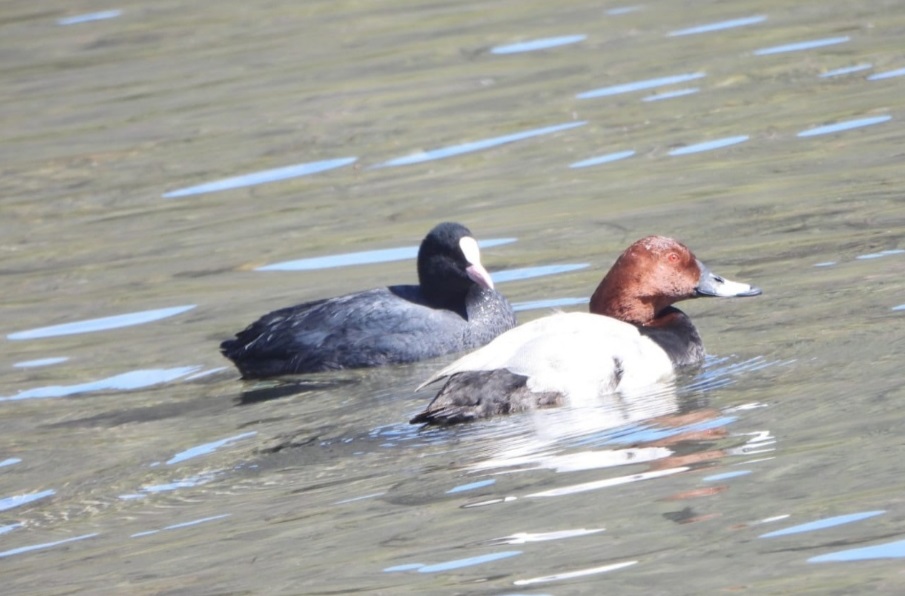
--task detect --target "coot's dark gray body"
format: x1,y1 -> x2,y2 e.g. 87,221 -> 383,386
221,223 -> 516,379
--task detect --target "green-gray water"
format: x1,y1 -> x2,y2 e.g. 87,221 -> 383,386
2,0 -> 905,593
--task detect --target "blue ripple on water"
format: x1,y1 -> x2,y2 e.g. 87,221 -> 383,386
7,305 -> 196,340
855,248 -> 904,260
417,551 -> 522,573
577,72 -> 706,99
58,10 -> 122,25
754,36 -> 850,56
810,538 -> 905,562
0,489 -> 56,512
162,157 -> 357,198
384,550 -> 523,573
491,35 -> 586,54
668,135 -> 749,156
820,64 -> 873,78
335,492 -> 386,504
494,264 -> 589,284
0,366 -> 202,402
797,115 -> 892,137
13,357 -> 69,368
256,238 -> 516,271
703,470 -> 751,482
137,471 -> 219,495
375,122 -> 587,167
0,523 -> 23,535
0,458 -> 22,468
603,416 -> 738,445
131,514 -> 232,538
570,150 -> 636,168
0,533 -> 99,559
513,297 -> 589,312
446,479 -> 496,494
383,563 -> 427,572
166,432 -> 258,465
607,6 -> 641,15
868,67 -> 905,81
668,15 -> 766,37
761,510 -> 886,538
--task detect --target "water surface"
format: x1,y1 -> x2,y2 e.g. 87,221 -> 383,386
2,0 -> 905,593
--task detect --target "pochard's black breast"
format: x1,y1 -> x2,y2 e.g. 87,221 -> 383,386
637,307 -> 705,368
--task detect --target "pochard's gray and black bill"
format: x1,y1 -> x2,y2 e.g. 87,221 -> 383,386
695,260 -> 762,298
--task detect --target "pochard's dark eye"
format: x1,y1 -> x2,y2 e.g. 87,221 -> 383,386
667,252 -> 680,263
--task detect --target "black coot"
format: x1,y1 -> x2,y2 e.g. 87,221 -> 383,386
221,222 -> 517,378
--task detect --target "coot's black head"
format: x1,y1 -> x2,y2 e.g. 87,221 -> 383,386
418,222 -> 495,309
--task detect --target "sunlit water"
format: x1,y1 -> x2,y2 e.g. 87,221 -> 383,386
2,0 -> 905,593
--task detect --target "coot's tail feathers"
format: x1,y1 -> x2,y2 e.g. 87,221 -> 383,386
220,343 -> 277,379
220,300 -> 332,378
220,327 -> 275,378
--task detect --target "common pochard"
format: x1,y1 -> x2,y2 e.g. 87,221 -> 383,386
410,236 -> 760,424
221,222 -> 516,378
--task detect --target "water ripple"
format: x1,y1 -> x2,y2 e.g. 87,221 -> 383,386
385,550 -> 523,573
134,471 -> 220,495
703,470 -> 751,482
754,36 -> 850,56
490,528 -> 604,545
417,550 -> 522,573
0,533 -> 98,559
335,492 -> 385,504
166,432 -> 258,465
606,7 -> 641,15
603,415 -> 739,445
494,263 -> 589,284
868,67 -> 905,81
447,479 -> 496,494
256,238 -> 516,271
375,122 -> 586,167
668,15 -> 766,37
810,537 -> 905,562
131,514 -> 232,538
162,157 -> 357,198
820,64 -> 873,78
855,248 -> 904,260
577,72 -> 706,99
13,357 -> 69,368
514,560 -> 638,585
527,466 -> 688,497
58,10 -> 122,25
569,150 -> 636,168
0,489 -> 56,512
760,510 -> 885,538
668,135 -> 749,156
0,366 -> 202,402
512,297 -> 589,312
7,305 -> 196,340
491,35 -> 586,54
797,115 -> 892,137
